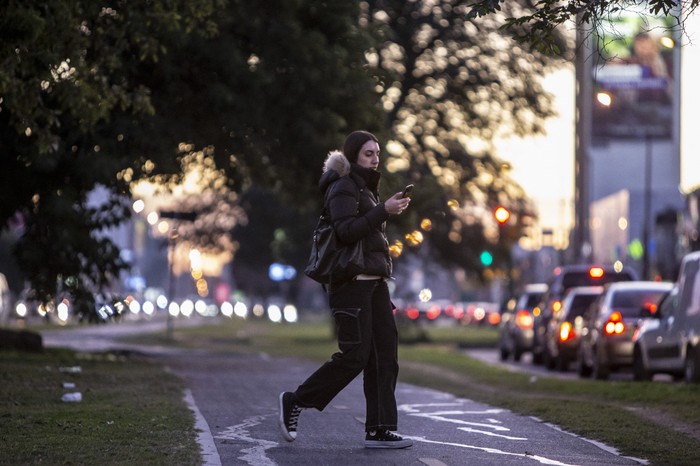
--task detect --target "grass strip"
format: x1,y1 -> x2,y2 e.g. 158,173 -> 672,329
0,348 -> 200,466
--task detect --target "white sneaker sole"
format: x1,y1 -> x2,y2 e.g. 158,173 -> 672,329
365,440 -> 413,449
278,392 -> 296,442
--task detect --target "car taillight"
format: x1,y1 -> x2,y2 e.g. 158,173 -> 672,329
643,302 -> 658,314
559,321 -> 575,341
515,310 -> 533,330
426,305 -> 441,320
589,266 -> 605,278
407,307 -> 420,320
604,311 -> 625,335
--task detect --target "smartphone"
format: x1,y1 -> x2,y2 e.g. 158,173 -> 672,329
401,184 -> 414,198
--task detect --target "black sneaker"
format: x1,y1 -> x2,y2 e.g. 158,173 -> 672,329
364,429 -> 413,449
278,392 -> 303,442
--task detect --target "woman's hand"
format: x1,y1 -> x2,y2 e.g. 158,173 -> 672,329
384,192 -> 411,215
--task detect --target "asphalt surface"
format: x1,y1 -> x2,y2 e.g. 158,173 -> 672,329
42,317 -> 649,466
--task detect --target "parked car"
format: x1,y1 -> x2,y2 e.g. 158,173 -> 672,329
544,286 -> 604,372
532,264 -> 638,364
577,281 -> 674,379
498,283 -> 547,362
633,251 -> 700,383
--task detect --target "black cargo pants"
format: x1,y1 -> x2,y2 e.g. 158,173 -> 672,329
294,279 -> 399,431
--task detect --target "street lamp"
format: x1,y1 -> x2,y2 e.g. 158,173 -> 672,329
159,210 -> 198,339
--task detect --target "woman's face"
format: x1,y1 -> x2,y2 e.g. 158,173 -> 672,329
356,140 -> 380,170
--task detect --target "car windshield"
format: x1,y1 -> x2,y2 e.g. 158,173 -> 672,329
611,290 -> 669,318
523,292 -> 544,309
561,271 -> 635,290
567,294 -> 599,318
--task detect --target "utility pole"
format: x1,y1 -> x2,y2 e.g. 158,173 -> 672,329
574,20 -> 593,265
159,210 -> 197,340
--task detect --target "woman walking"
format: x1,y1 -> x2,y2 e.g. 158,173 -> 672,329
279,130 -> 412,449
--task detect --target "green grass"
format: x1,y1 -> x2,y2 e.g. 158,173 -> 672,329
0,348 -> 200,466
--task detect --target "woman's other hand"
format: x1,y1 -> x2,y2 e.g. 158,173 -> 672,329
384,192 -> 410,215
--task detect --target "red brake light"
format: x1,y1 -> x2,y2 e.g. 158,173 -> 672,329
604,311 -> 625,335
407,307 -> 420,320
589,267 -> 605,278
426,305 -> 441,320
488,312 -> 501,326
559,322 -> 575,341
515,310 -> 533,330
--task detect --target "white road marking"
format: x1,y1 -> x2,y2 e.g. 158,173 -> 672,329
398,399 -> 578,464
405,436 -> 578,466
418,458 -> 450,466
216,415 -> 278,466
457,427 -> 528,440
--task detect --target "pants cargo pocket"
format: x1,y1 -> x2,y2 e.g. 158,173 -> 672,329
332,308 -> 362,350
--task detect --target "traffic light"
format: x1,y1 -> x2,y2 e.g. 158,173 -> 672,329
494,206 -> 510,225
480,250 -> 493,266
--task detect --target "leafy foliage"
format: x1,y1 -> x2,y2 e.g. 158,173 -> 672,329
363,0 -> 570,279
0,1 -> 223,318
467,0 -> 698,53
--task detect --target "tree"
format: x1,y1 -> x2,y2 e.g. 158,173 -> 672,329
133,1 -> 386,294
0,1 -> 225,319
362,0 -> 571,280
0,1 -> 384,316
467,0 -> 695,53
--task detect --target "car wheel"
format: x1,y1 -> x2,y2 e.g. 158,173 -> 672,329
532,348 -> 543,365
544,347 -> 556,371
577,349 -> 592,378
684,346 -> 700,384
632,346 -> 651,382
592,349 -> 610,380
513,348 -> 523,362
499,345 -> 509,361
556,355 -> 568,372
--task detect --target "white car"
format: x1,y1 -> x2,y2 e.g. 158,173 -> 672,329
632,251 -> 700,383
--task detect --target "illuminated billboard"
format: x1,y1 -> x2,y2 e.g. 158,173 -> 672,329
591,8 -> 678,141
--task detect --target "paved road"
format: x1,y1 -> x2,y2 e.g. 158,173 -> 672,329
43,318 -> 648,466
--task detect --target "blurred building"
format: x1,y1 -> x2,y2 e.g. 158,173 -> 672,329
575,7 -> 687,280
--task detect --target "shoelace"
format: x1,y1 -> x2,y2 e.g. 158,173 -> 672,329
369,430 -> 401,440
288,404 -> 302,429
382,431 -> 401,440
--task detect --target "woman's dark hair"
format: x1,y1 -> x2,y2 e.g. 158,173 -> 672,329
342,130 -> 378,163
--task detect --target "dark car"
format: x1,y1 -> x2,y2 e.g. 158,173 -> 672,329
531,264 -> 638,364
577,281 -> 674,379
544,286 -> 604,372
633,251 -> 700,383
498,283 -> 547,362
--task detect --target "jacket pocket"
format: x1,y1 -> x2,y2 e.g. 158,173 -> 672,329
332,308 -> 362,346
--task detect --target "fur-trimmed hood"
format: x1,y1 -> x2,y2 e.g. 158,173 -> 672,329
323,150 -> 350,177
318,150 -> 350,195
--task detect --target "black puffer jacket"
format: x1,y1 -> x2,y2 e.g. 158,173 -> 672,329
318,150 -> 392,279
